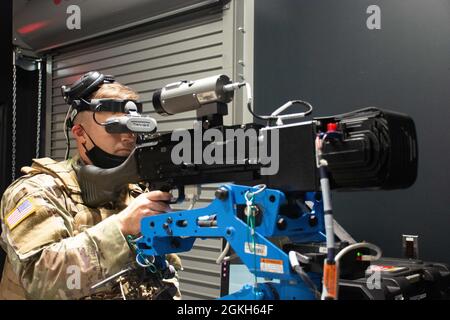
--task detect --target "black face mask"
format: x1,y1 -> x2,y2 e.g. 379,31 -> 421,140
80,125 -> 128,169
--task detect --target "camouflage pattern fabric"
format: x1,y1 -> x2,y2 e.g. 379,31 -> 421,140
0,155 -> 181,300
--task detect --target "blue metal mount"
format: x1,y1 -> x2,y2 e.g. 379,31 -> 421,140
136,184 -> 326,300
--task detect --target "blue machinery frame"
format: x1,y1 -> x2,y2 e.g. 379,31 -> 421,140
137,184 -> 327,300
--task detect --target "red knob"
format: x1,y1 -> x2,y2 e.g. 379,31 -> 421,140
327,122 -> 338,132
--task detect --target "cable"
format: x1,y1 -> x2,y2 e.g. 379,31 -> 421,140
188,195 -> 198,210
241,81 -> 274,122
271,100 -> 313,118
90,267 -> 132,290
242,81 -> 314,125
223,253 -> 238,262
294,266 -> 321,300
92,103 -> 114,127
334,242 -> 382,264
288,251 -> 321,300
135,254 -> 152,268
129,236 -> 143,243
119,280 -> 127,300
216,241 -> 230,265
330,242 -> 382,300
63,105 -> 73,160
245,184 -> 266,199
270,100 -> 314,125
92,109 -> 104,127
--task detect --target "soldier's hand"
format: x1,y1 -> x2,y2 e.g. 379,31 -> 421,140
117,191 -> 172,236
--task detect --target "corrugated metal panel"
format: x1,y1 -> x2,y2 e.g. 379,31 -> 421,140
49,17 -> 229,160
46,9 -> 239,300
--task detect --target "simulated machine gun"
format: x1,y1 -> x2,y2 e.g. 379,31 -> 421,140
76,75 -> 417,206
75,75 -> 419,299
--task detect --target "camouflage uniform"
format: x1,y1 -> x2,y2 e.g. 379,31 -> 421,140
0,155 -> 181,300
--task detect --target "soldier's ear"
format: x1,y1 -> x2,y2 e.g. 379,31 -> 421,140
71,124 -> 86,143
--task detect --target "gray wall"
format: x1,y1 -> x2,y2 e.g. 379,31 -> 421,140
254,0 -> 450,262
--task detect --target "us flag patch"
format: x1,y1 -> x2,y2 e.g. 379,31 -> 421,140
6,198 -> 37,230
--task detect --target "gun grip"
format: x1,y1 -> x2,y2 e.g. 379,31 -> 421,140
155,184 -> 186,204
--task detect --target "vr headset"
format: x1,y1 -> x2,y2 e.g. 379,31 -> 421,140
61,71 -> 157,134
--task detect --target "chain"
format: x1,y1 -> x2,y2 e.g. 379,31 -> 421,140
11,51 -> 17,181
36,60 -> 42,158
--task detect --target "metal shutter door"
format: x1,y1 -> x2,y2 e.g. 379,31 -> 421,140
46,8 -> 240,299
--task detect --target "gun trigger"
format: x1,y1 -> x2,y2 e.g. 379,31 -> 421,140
168,186 -> 185,204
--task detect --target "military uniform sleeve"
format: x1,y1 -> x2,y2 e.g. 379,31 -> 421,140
0,175 -> 133,299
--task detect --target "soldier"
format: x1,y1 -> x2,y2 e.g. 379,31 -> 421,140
0,71 -> 182,300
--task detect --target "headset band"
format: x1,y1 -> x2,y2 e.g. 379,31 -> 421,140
73,99 -> 143,114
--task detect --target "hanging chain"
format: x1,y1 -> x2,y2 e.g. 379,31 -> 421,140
11,50 -> 17,181
36,60 -> 43,158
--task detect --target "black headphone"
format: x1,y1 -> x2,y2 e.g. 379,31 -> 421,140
61,71 -> 115,105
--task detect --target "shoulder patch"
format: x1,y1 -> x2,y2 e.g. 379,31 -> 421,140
5,197 -> 37,230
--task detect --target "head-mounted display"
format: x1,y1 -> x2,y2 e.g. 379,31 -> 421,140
61,71 -> 156,133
